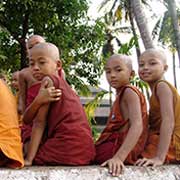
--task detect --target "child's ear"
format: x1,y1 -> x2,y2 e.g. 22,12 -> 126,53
164,64 -> 168,71
56,60 -> 62,70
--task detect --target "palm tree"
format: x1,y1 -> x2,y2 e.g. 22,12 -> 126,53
152,4 -> 180,88
99,0 -> 141,58
127,0 -> 141,57
99,0 -> 155,59
131,0 -> 154,49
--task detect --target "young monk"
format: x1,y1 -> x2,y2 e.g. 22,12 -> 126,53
22,42 -> 95,166
18,35 -> 45,114
136,48 -> 180,167
11,71 -> 20,92
95,54 -> 148,176
11,71 -> 23,125
0,72 -> 8,84
0,79 -> 24,168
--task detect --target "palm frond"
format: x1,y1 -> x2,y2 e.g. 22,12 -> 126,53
152,18 -> 162,39
98,0 -> 112,12
84,90 -> 108,140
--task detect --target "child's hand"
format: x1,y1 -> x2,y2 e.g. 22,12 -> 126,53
101,157 -> 125,177
135,157 -> 164,167
37,80 -> 62,104
39,86 -> 61,103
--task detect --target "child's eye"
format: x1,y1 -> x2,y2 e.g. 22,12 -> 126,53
116,68 -> 122,72
39,61 -> 45,65
105,70 -> 110,74
150,62 -> 157,65
139,63 -> 144,67
29,62 -> 34,66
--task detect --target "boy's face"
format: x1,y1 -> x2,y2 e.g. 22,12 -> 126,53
105,57 -> 131,89
11,72 -> 19,90
138,52 -> 167,83
29,48 -> 59,81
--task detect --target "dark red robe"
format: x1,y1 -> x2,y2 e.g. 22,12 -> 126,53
21,73 -> 95,165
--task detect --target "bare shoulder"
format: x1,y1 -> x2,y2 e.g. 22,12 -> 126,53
20,67 -> 30,74
123,87 -> 138,98
19,68 -> 32,78
156,81 -> 169,89
122,87 -> 140,105
19,68 -> 37,87
156,81 -> 172,96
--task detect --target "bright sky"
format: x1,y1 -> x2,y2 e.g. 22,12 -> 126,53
88,0 -> 180,92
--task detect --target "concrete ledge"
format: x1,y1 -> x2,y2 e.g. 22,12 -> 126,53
1,165 -> 180,180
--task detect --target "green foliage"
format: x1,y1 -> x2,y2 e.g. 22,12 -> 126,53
84,90 -> 108,140
130,75 -> 150,99
118,36 -> 138,55
0,68 -> 12,86
152,11 -> 175,47
0,0 -> 106,94
0,29 -> 20,71
152,7 -> 180,48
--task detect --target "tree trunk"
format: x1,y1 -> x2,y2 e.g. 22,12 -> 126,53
102,32 -> 114,108
172,52 -> 177,88
19,38 -> 28,69
128,0 -> 141,59
131,0 -> 154,49
167,0 -> 180,67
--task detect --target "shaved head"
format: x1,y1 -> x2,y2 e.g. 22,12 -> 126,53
12,71 -> 20,77
107,54 -> 133,70
140,48 -> 167,65
30,42 -> 60,61
27,35 -> 45,49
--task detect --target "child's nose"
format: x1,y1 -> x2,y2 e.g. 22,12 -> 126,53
32,64 -> 40,71
110,72 -> 116,77
143,64 -> 149,69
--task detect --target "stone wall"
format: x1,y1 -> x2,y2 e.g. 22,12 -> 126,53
1,165 -> 180,180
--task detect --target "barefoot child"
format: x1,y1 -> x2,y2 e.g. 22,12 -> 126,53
136,48 -> 180,167
18,35 -> 45,114
22,42 -> 95,166
95,54 -> 148,176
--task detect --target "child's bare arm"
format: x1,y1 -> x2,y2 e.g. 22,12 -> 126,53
102,88 -> 143,176
25,103 -> 49,166
136,82 -> 174,167
157,82 -> 174,159
23,77 -> 61,124
24,77 -> 54,166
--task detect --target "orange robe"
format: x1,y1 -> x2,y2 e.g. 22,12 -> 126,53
0,80 -> 24,168
95,85 -> 148,164
141,80 -> 180,163
14,92 -> 23,125
21,74 -> 95,165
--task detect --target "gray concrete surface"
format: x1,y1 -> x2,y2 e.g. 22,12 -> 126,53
0,165 -> 180,180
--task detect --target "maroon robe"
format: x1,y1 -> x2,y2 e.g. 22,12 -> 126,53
95,85 -> 148,164
21,73 -> 95,165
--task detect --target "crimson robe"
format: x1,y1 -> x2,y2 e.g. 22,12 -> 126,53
21,74 -> 95,165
